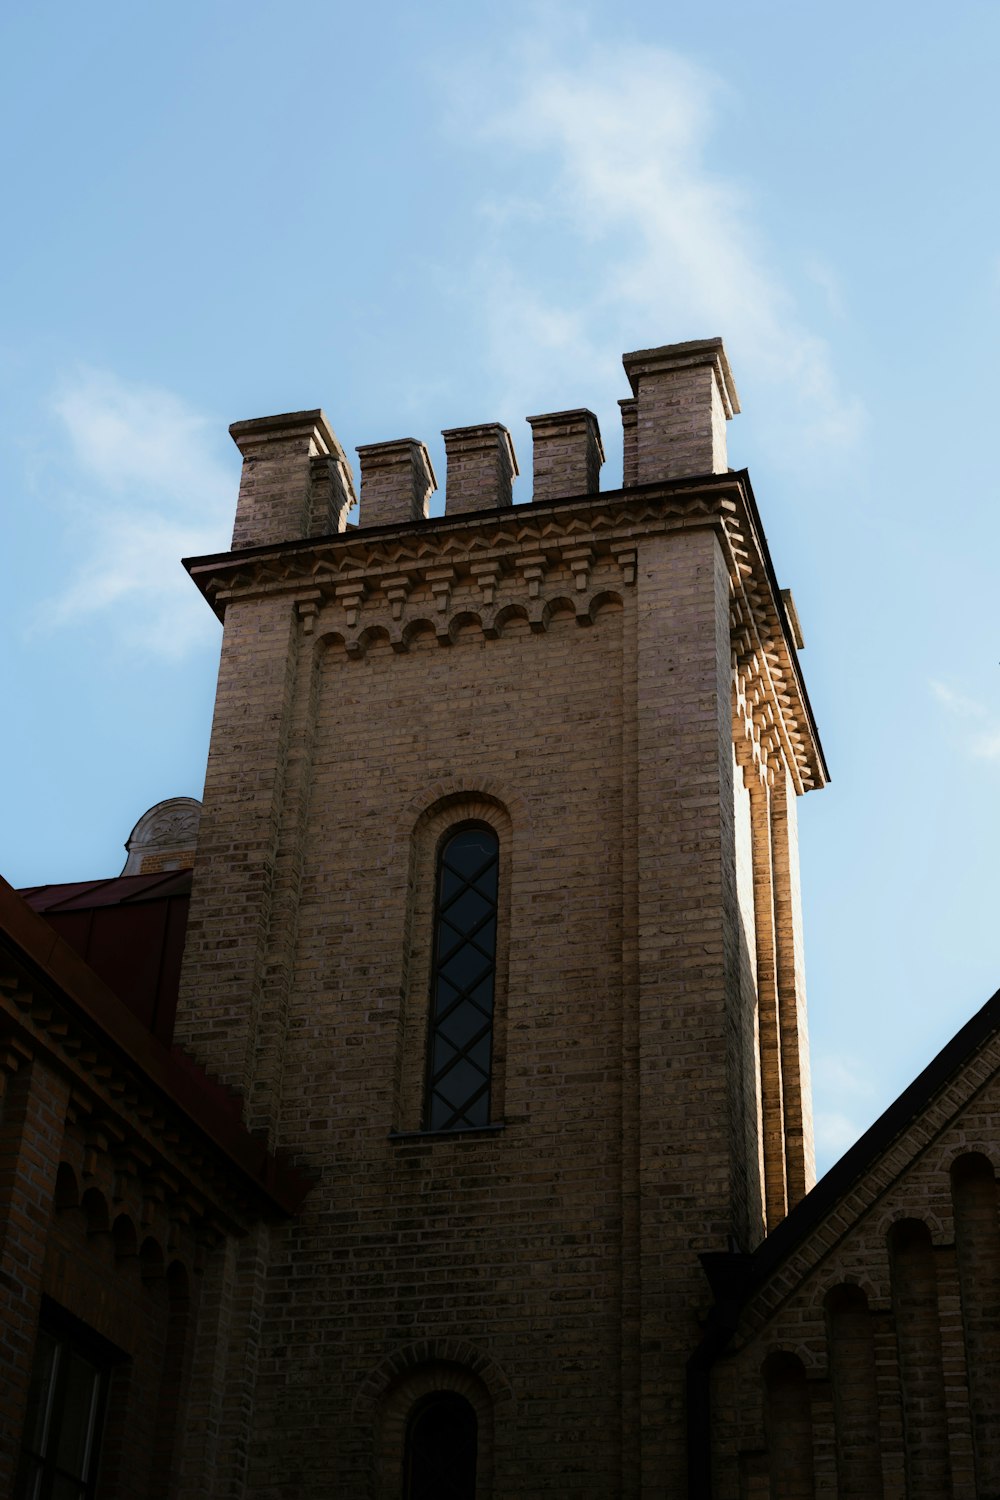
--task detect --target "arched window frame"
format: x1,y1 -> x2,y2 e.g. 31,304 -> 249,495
403,1390 -> 478,1499
393,795 -> 512,1135
371,1355 -> 499,1500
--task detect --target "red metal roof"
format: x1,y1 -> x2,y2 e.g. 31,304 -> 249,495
22,870 -> 193,910
21,872 -> 192,1045
1,873 -> 308,1215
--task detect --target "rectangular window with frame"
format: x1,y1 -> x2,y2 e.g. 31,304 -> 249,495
15,1307 -> 119,1500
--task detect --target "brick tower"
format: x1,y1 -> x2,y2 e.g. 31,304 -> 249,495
174,338 -> 826,1496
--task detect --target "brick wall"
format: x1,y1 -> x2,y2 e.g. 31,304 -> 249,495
174,344 -> 824,1496
175,510 -> 807,1496
709,1047 -> 1000,1498
0,1051 -> 205,1499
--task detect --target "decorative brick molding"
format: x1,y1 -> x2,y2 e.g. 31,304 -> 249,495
122,796 -> 201,875
353,1340 -> 513,1499
187,475 -> 824,796
353,1337 -> 514,1415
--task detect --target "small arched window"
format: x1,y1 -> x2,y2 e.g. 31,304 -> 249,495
404,1392 -> 478,1499
424,825 -> 499,1130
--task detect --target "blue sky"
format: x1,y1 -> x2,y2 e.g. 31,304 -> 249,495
2,1 -> 999,1176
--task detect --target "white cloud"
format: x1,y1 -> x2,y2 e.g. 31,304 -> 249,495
814,1109 -> 866,1159
930,678 -> 1000,760
813,1052 -> 875,1101
971,729 -> 1000,760
456,35 -> 863,467
812,1052 -> 877,1168
929,678 -> 986,719
36,370 -> 233,656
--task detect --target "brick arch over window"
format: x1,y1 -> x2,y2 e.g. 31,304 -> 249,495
393,790 -> 517,1132
354,1341 -> 513,1500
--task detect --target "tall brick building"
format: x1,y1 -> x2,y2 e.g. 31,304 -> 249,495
4,337 -> 1000,1497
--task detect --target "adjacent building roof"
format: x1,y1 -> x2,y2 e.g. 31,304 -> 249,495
22,871 -> 192,1045
2,872 -> 309,1217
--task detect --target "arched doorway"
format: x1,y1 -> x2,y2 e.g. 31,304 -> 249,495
403,1391 -> 478,1499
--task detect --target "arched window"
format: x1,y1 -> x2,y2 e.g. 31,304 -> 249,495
424,825 -> 499,1130
404,1392 -> 478,1499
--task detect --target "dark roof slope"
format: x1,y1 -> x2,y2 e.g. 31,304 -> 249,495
21,873 -> 192,1044
1,873 -> 307,1215
22,870 -> 193,909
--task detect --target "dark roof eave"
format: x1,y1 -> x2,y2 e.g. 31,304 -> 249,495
686,977 -> 1000,1498
741,978 -> 1000,1306
0,875 -> 309,1217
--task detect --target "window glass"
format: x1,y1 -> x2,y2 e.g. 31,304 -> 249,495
15,1318 -> 111,1500
425,826 -> 499,1131
404,1392 -> 478,1500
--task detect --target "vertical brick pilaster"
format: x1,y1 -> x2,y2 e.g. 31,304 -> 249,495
633,527 -> 749,1488
771,766 -> 815,1199
618,583 -> 641,1495
889,1220 -> 952,1495
951,1154 -> 1000,1495
175,595 -> 303,1110
177,1226 -> 270,1500
0,1056 -> 69,1494
253,643 -> 323,1138
619,398 -> 638,488
749,776 -> 787,1230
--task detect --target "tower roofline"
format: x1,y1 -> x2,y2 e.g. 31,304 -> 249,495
184,468 -> 828,795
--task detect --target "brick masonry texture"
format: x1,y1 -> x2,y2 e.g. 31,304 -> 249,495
15,337 -> 1000,1498
709,1060 -> 1000,1498
174,339 -> 826,1496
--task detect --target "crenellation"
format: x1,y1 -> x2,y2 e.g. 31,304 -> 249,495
49,333 -> 887,1497
619,396 -> 638,488
229,409 -> 355,549
526,407 -> 604,501
622,337 -> 739,483
442,421 -> 519,514
355,436 -> 437,529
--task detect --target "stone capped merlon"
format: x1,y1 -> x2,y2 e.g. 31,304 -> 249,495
229,409 -> 356,549
442,423 -> 518,515
355,438 -> 437,529
622,337 -> 739,483
526,408 -> 604,502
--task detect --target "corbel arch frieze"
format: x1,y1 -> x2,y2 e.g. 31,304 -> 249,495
727,564 -> 814,796
310,573 -> 630,658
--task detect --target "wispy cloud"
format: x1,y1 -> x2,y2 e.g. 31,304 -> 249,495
930,678 -> 1000,759
36,370 -> 233,655
815,1109 -> 867,1160
812,1052 -> 876,1166
453,32 -> 863,468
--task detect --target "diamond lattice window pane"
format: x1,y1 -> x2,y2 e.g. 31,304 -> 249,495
425,826 -> 500,1131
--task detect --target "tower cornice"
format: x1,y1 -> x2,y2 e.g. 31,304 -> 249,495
184,470 -> 827,795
